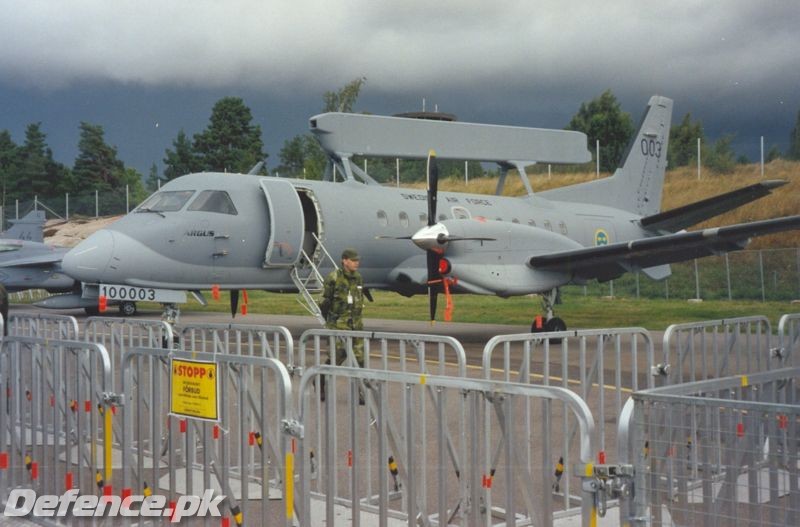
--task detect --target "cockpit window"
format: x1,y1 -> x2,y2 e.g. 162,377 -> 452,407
136,190 -> 195,212
187,190 -> 238,215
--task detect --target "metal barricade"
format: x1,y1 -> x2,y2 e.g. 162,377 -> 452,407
121,346 -> 295,527
8,313 -> 79,341
621,367 -> 800,526
298,328 -> 469,523
482,328 -> 654,522
0,336 -> 114,513
178,322 -> 294,365
777,313 -> 800,367
659,316 -> 772,386
84,316 -> 175,377
296,365 -> 598,527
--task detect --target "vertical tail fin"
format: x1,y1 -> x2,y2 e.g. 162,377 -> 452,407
541,95 -> 673,216
1,210 -> 46,242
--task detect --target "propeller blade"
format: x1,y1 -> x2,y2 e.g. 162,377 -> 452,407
230,289 -> 239,318
426,250 -> 440,322
426,150 -> 438,226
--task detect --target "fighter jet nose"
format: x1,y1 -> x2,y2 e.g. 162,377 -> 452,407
62,229 -> 115,283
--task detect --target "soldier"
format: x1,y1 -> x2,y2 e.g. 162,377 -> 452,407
318,248 -> 366,403
0,283 -> 8,336
319,248 -> 365,366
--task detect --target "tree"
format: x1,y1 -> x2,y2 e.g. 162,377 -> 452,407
789,109 -> 800,160
566,90 -> 634,172
72,122 -> 126,191
277,78 -> 368,180
163,130 -> 198,180
16,123 -> 70,198
669,113 -> 704,168
0,130 -> 19,205
323,77 -> 366,112
145,163 -> 162,192
276,135 -> 305,176
705,134 -> 736,174
192,97 -> 266,174
766,145 -> 782,162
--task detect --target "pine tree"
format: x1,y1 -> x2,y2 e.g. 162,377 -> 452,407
669,113 -> 705,168
72,122 -> 125,191
789,109 -> 800,160
16,123 -> 70,198
192,97 -> 266,174
163,130 -> 198,180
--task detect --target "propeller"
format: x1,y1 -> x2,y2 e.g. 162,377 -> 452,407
425,151 -> 442,323
230,289 -> 239,318
378,149 -> 495,322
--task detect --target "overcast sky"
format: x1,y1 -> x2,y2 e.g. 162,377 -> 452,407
1,0 -> 799,175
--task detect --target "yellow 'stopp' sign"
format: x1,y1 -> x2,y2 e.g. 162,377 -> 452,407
170,358 -> 219,422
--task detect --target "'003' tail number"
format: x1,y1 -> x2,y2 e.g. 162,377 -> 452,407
99,285 -> 156,301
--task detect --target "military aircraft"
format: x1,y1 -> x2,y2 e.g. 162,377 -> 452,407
58,95 -> 800,329
0,211 -> 76,294
0,210 -> 139,316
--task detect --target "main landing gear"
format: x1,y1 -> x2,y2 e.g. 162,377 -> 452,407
530,288 -> 567,333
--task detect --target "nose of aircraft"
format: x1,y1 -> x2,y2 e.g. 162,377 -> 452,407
62,229 -> 115,283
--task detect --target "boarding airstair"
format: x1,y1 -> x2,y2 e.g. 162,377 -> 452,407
290,233 -> 337,325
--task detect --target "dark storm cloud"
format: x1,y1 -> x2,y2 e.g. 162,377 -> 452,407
0,1 -> 798,170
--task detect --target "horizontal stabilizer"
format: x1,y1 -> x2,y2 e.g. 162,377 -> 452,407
640,180 -> 787,232
530,215 -> 800,281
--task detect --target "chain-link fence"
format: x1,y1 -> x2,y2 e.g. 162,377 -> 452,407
569,248 -> 800,302
1,188 -> 144,228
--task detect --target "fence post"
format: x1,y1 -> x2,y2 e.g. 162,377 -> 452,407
15,199 -> 18,219
635,271 -> 640,299
693,259 -> 701,300
725,253 -> 732,301
34,195 -> 38,211
126,185 -> 130,213
66,193 -> 69,221
759,250 -> 765,302
95,190 -> 99,218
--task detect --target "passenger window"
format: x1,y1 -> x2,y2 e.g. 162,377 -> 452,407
419,213 -> 428,225
137,190 -> 195,212
528,219 -> 536,227
399,211 -> 409,228
512,218 -> 520,224
559,221 -> 568,234
438,214 -> 447,222
377,210 -> 388,227
187,190 -> 238,215
544,220 -> 553,231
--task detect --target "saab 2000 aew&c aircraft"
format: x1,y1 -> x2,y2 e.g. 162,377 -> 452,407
53,96 -> 800,329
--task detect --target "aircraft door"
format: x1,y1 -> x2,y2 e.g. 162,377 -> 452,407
259,179 -> 305,267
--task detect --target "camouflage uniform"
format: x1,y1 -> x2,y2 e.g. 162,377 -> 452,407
0,284 -> 8,336
319,267 -> 365,366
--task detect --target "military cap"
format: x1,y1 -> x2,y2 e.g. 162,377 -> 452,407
341,248 -> 360,261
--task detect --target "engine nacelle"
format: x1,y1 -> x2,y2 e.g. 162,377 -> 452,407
439,219 -> 583,296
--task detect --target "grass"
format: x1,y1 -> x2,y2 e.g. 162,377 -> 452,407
158,288 -> 799,331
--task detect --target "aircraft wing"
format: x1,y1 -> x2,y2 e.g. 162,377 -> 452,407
530,215 -> 800,281
0,251 -> 66,268
639,180 -> 786,232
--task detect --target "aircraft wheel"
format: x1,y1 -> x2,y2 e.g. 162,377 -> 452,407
119,301 -> 137,317
544,317 -> 567,332
84,306 -> 100,316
